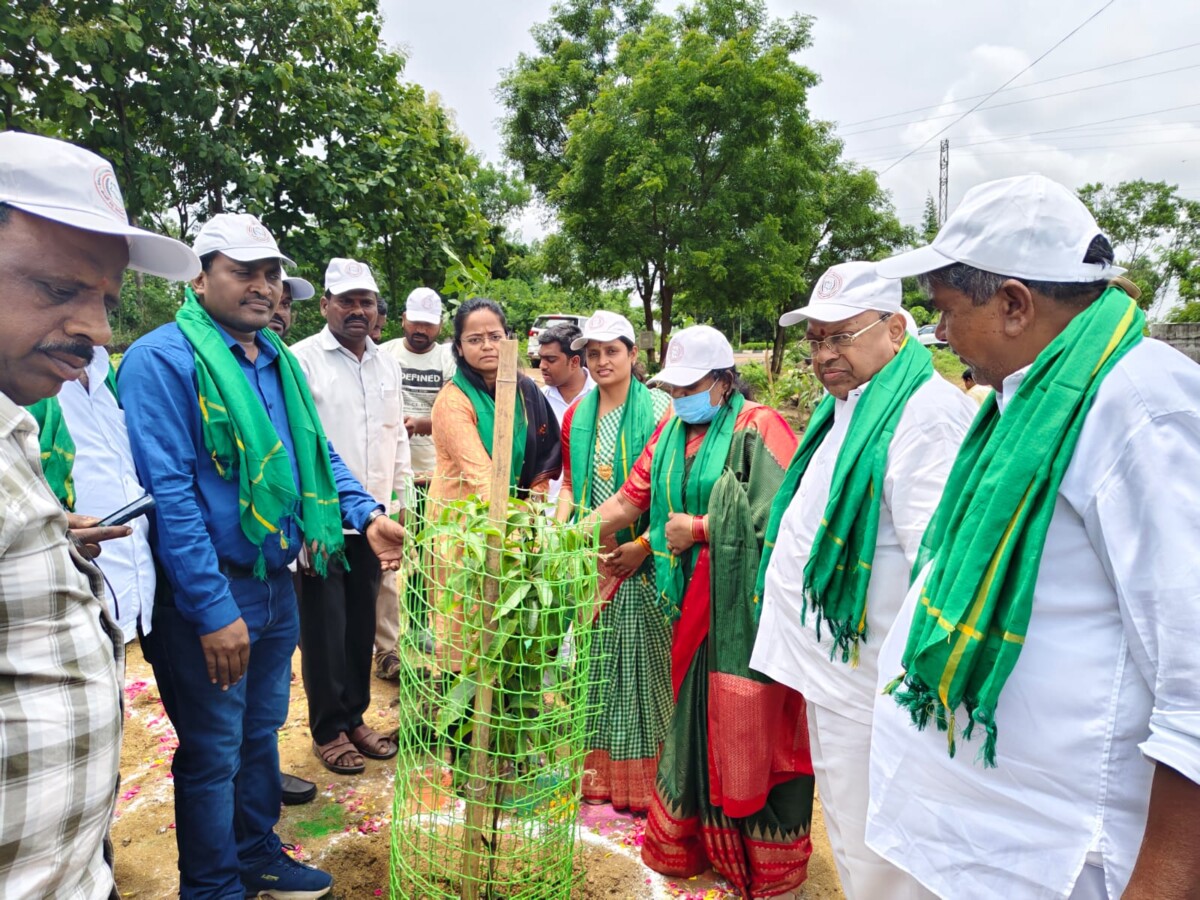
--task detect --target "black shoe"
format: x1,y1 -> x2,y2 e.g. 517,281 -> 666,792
280,772 -> 317,806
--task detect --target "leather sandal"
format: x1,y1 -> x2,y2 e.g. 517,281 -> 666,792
313,733 -> 365,774
348,723 -> 398,760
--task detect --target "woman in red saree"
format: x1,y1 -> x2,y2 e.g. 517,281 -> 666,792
589,326 -> 815,898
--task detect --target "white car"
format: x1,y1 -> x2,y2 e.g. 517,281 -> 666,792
917,324 -> 946,347
527,314 -> 589,361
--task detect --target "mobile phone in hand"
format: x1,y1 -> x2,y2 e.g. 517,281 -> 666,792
97,494 -> 156,527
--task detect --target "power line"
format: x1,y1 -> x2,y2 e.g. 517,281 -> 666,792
841,62 -> 1200,138
861,101 -> 1200,168
878,0 -> 1119,176
840,41 -> 1200,128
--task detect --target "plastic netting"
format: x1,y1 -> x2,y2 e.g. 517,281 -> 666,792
389,479 -> 603,899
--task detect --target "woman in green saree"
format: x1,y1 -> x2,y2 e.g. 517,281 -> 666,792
555,311 -> 673,812
589,326 -> 814,898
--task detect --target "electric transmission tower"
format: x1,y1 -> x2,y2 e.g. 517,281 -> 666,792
938,140 -> 949,225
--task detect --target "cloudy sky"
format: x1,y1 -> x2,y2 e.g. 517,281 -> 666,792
379,0 -> 1200,235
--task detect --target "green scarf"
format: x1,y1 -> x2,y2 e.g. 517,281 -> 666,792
28,396 -> 76,510
753,337 -> 934,662
570,379 -> 657,544
649,392 -> 745,620
451,369 -> 528,490
176,290 -> 345,577
27,362 -> 122,511
886,287 -> 1144,766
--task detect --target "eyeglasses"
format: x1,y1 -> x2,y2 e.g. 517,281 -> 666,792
802,314 -> 892,360
462,332 -> 506,348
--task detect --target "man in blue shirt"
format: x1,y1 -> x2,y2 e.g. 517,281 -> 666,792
120,213 -> 406,900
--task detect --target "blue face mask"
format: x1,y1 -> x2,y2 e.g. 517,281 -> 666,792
674,388 -> 722,424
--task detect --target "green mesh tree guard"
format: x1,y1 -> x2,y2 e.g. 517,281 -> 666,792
390,486 -> 602,899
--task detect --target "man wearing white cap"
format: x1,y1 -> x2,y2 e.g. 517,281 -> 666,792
268,266 -> 314,339
119,218 -> 408,899
748,261 -> 975,899
538,320 -> 595,503
0,131 -> 197,898
291,258 -> 412,774
866,174 -> 1200,899
379,286 -> 456,671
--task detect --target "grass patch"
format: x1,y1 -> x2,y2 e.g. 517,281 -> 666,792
929,346 -> 965,384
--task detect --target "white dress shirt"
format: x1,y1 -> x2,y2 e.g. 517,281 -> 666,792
292,328 -> 413,528
751,373 -> 976,723
867,338 -> 1200,899
57,346 -> 156,641
542,370 -> 595,502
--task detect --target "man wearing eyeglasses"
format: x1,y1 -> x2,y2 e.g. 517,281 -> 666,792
749,261 -> 976,899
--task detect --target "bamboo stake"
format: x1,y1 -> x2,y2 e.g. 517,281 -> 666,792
461,338 -> 519,900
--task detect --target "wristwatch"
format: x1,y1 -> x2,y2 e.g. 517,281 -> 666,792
365,507 -> 386,530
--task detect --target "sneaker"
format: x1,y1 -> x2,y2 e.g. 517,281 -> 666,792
242,845 -> 332,899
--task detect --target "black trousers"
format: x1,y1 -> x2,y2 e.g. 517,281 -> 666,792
299,534 -> 382,745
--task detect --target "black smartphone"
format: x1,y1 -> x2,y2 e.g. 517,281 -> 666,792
97,494 -> 156,527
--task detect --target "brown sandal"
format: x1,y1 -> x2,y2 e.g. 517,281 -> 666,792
348,723 -> 398,760
313,733 -> 365,774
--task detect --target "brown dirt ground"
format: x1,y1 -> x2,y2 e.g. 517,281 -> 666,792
113,642 -> 844,899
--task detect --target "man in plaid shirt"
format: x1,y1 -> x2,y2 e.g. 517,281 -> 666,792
0,132 -> 198,898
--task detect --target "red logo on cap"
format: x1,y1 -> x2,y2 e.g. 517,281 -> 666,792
420,294 -> 437,311
345,261 -> 365,277
668,340 -> 686,364
247,222 -> 272,243
816,271 -> 843,300
93,166 -> 125,218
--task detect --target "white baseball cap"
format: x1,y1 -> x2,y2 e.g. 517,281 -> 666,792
0,131 -> 199,281
193,212 -> 296,267
570,310 -> 636,350
780,261 -> 901,326
281,266 -> 314,301
654,325 -> 736,387
405,287 -> 443,324
876,174 -> 1124,283
325,257 -> 379,296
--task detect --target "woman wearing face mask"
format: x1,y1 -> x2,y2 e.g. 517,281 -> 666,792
588,325 -> 814,899
428,297 -> 562,676
554,311 -> 673,813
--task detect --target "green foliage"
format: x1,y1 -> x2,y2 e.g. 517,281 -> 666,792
740,361 -> 822,428
2,0 -> 491,341
921,192 -> 940,242
929,346 -> 966,384
906,305 -> 932,327
110,272 -> 180,350
390,492 -> 600,898
1168,302 -> 1200,323
503,0 -> 908,366
1077,180 -> 1200,311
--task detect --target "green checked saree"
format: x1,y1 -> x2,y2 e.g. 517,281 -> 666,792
886,287 -> 1144,766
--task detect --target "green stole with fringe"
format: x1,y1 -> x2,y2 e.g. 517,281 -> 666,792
649,392 -> 745,621
753,337 -> 934,662
176,290 -> 345,577
885,287 -> 1143,766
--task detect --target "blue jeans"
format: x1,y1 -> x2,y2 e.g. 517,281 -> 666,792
145,569 -> 299,899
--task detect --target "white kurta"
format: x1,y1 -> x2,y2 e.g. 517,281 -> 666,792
751,372 -> 976,723
292,327 -> 413,528
542,371 -> 595,502
867,337 -> 1200,899
749,370 -> 975,900
57,347 -> 156,641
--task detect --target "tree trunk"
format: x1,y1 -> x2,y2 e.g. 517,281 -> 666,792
771,319 -> 787,376
658,271 -> 674,361
635,265 -> 657,365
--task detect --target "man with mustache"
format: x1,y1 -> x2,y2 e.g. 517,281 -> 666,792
378,286 -> 455,671
291,258 -> 412,774
267,267 -> 314,340
0,131 -> 198,898
118,220 -> 407,899
749,262 -> 976,899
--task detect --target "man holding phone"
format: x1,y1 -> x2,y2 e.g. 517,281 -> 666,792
0,132 -> 199,899
119,215 -> 407,899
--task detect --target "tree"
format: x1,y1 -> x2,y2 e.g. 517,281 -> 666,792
920,192 -> 939,242
504,0 -> 906,362
2,0 -> 491,342
1077,180 -> 1200,312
